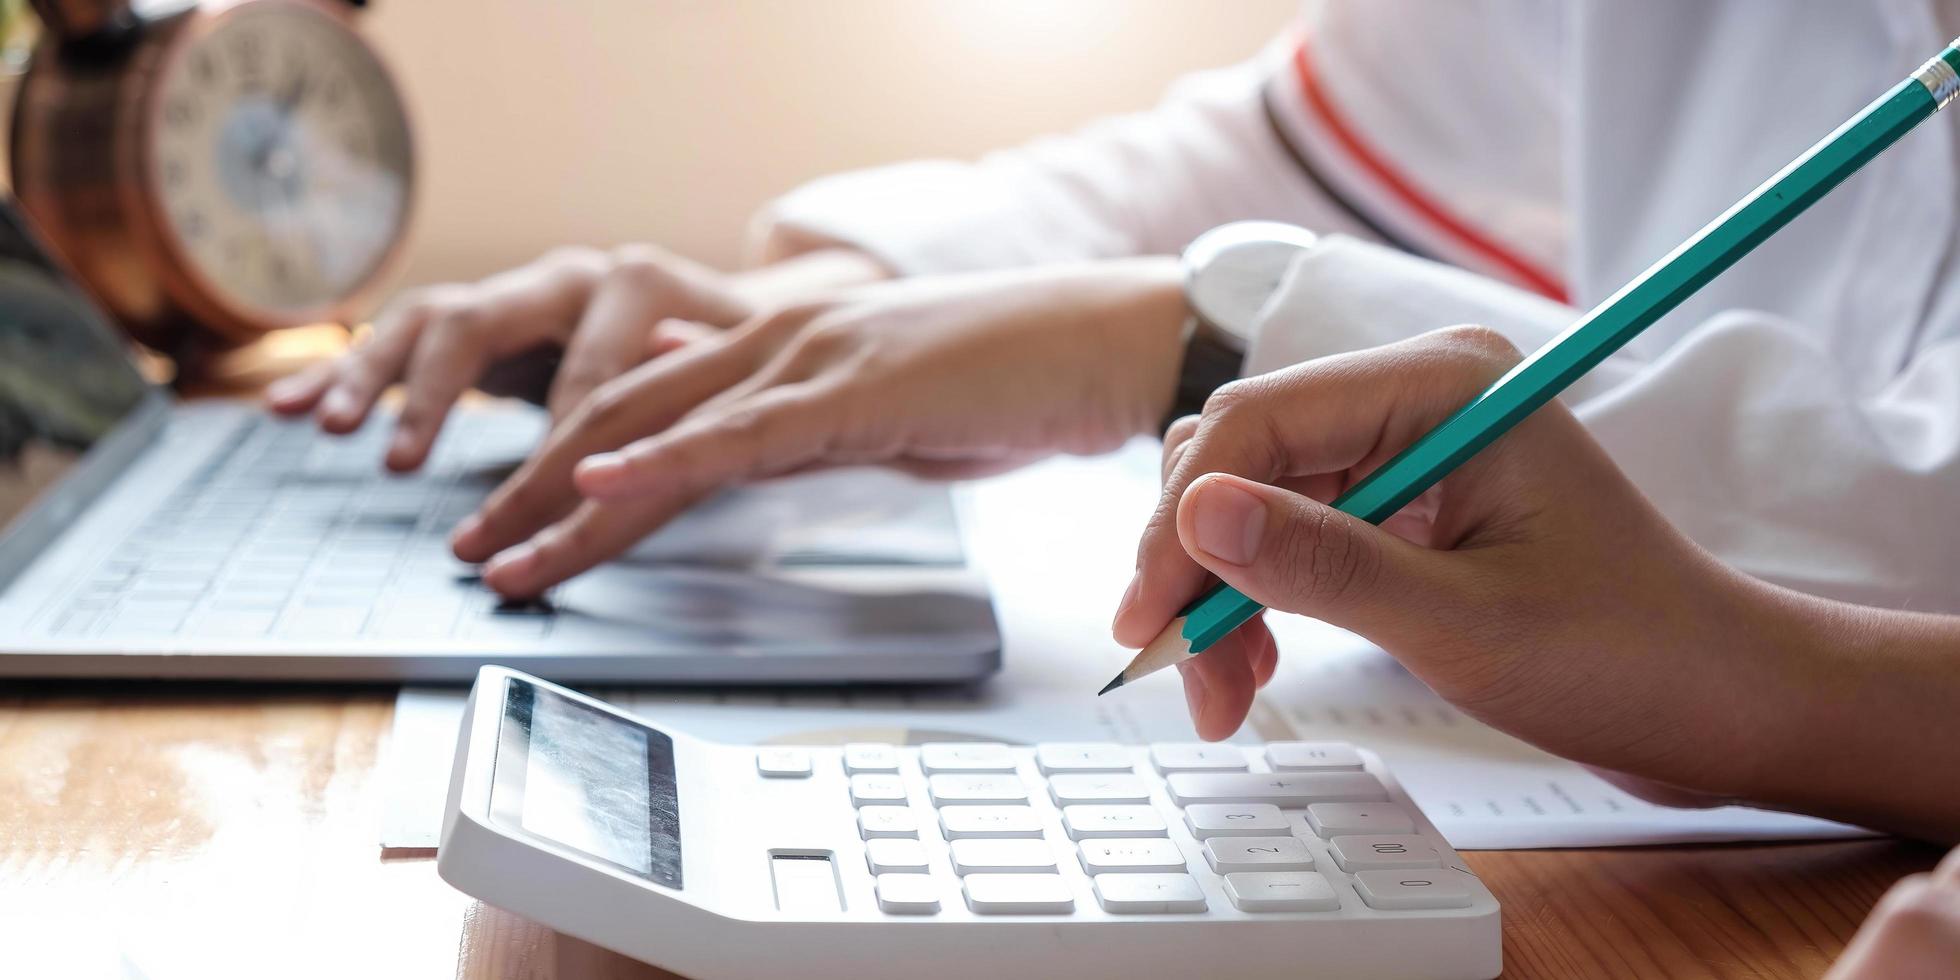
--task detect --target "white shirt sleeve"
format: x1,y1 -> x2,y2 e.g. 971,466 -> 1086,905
751,42 -> 1387,274
1246,236 -> 1960,611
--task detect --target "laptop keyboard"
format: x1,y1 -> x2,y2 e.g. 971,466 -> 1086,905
44,412 -> 558,642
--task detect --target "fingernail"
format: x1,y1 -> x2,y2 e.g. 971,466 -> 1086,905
266,378 -> 305,403
1178,662 -> 1208,725
1111,575 -> 1141,634
450,514 -> 482,547
576,453 -> 626,491
387,429 -> 419,465
1192,478 -> 1265,565
486,543 -> 537,579
321,388 -> 355,422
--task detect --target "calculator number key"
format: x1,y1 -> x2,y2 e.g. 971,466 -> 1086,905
1078,838 -> 1187,875
963,874 -> 1075,914
950,838 -> 1058,876
876,873 -> 942,914
1048,773 -> 1150,805
755,747 -> 811,778
1093,873 -> 1207,914
1035,742 -> 1132,774
1303,801 -> 1414,837
843,742 -> 901,774
1223,872 -> 1340,912
928,773 -> 1027,806
1328,835 -> 1441,872
1063,805 -> 1168,839
1204,836 -> 1314,874
1265,741 -> 1364,771
920,742 -> 1017,773
865,838 -> 931,875
1149,742 -> 1248,773
857,806 -> 918,839
1352,870 -> 1475,910
849,774 -> 909,807
940,805 -> 1043,839
1184,803 -> 1289,839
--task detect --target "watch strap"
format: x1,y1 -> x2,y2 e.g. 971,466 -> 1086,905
1160,319 -> 1245,434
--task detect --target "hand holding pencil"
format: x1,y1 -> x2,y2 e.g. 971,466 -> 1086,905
1106,36 -> 1960,703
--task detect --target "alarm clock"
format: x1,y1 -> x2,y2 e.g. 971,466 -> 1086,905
9,0 -> 414,359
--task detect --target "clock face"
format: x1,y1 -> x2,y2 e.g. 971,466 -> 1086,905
147,2 -> 412,318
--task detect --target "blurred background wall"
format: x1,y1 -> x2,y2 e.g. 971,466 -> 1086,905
363,0 -> 1297,287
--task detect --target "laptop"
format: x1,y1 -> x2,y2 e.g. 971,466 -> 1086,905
0,201 -> 1000,683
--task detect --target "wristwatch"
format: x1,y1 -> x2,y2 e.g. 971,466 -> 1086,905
1164,221 -> 1320,432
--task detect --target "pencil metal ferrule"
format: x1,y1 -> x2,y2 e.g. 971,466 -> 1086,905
1912,43 -> 1960,110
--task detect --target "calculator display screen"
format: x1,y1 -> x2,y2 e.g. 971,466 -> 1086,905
499,680 -> 683,889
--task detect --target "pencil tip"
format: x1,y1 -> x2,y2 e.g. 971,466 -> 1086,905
1097,674 -> 1125,696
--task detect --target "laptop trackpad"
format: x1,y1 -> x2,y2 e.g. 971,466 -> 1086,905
553,564 -> 994,648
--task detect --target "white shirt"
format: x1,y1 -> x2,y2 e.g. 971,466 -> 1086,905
757,0 -> 1960,612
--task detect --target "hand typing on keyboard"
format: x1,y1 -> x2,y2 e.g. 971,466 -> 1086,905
1115,328 -> 1960,844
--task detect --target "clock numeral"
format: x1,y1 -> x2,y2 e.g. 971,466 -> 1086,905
160,158 -> 187,189
162,98 -> 198,129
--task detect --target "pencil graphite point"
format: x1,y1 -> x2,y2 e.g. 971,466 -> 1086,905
1097,674 -> 1125,696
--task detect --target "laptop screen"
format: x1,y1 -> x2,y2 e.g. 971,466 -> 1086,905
0,203 -> 152,538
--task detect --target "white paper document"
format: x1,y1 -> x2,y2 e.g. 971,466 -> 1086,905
380,444 -> 1868,850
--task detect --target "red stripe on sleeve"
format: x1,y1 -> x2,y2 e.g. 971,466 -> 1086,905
1293,41 -> 1569,304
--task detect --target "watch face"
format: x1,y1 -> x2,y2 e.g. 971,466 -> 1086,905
147,2 -> 412,317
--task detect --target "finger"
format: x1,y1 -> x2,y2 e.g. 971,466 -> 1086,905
1161,413 -> 1200,483
1246,616 -> 1279,689
1936,845 -> 1960,886
1115,398 -> 1283,649
1174,472 -> 1459,647
574,385 -> 834,501
646,318 -> 721,359
386,313 -> 494,471
1176,629 -> 1258,740
547,274 -> 686,422
480,492 -> 705,597
451,332 -> 769,562
316,309 -> 426,433
264,361 -> 337,415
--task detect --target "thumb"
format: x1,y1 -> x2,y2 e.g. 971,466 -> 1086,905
1174,473 -> 1455,643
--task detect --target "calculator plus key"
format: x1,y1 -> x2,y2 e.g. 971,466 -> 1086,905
1166,771 -> 1388,807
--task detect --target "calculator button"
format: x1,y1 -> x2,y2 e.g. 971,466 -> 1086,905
1265,741 -> 1365,771
1063,805 -> 1168,839
1035,743 -> 1132,774
1352,870 -> 1475,910
939,806 -> 1043,839
1149,743 -> 1248,773
865,838 -> 931,875
1223,872 -> 1341,912
843,742 -> 901,774
857,806 -> 919,839
1078,838 -> 1187,875
1303,801 -> 1414,838
1166,771 -> 1387,807
850,774 -> 909,807
920,743 -> 1017,773
963,874 -> 1075,914
1204,836 -> 1314,874
755,747 -> 812,778
1183,803 -> 1289,839
1328,835 -> 1441,872
1048,773 -> 1151,806
949,838 -> 1058,876
875,873 -> 942,915
928,774 -> 1027,806
1093,873 -> 1207,914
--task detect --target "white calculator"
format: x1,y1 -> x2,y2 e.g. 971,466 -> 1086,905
438,667 -> 1500,979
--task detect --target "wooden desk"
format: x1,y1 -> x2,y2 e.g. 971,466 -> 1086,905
0,337 -> 1944,977
0,680 -> 1942,979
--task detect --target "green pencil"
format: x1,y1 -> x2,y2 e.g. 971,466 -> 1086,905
1102,37 -> 1960,696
